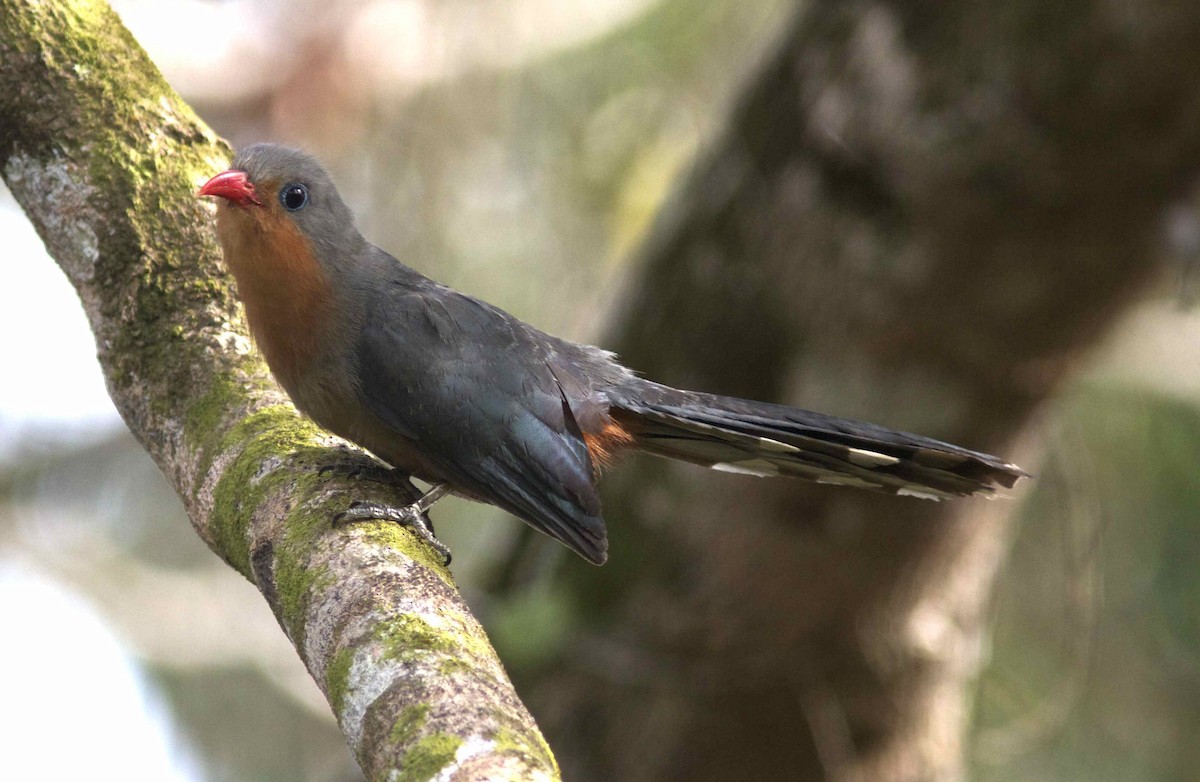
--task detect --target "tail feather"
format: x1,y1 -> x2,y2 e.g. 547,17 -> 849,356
608,382 -> 1026,499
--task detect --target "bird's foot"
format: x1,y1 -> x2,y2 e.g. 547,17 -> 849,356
318,460 -> 408,489
333,484 -> 454,565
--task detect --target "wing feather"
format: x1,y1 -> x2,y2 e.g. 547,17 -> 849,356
357,279 -> 609,563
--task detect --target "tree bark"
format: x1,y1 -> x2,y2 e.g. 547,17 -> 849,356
0,3 -> 557,780
527,1 -> 1200,779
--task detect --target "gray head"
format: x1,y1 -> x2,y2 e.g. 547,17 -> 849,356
199,143 -> 365,273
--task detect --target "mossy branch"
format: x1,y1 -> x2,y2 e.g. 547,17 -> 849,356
0,2 -> 558,779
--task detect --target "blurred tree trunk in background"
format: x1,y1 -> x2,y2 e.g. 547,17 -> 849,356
521,1 -> 1200,779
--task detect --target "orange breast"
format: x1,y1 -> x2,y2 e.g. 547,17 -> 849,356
218,205 -> 333,391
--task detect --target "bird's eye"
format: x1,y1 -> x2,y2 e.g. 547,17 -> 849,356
280,183 -> 309,211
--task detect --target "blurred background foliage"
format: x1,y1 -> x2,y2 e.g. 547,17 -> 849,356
2,0 -> 1200,779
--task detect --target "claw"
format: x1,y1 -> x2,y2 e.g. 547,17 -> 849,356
334,498 -> 453,566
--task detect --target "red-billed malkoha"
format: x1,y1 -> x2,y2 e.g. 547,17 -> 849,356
198,143 -> 1026,566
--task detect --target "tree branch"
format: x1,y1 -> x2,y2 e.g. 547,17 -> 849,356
0,2 -> 557,779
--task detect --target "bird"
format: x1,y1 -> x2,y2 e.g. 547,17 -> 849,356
197,143 -> 1026,566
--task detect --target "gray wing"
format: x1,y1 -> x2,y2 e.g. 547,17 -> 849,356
356,278 -> 609,564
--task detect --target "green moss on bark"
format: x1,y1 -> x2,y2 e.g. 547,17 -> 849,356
207,405 -> 321,576
374,613 -> 492,666
326,646 -> 355,717
389,704 -> 431,745
361,522 -> 454,585
396,733 -> 463,782
493,713 -> 559,774
274,547 -> 334,649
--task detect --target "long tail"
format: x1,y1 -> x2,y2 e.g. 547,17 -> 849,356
607,381 -> 1026,499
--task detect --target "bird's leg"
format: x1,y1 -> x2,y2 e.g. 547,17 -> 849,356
333,483 -> 454,565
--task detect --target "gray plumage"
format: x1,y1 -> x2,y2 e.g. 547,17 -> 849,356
208,143 -> 1026,565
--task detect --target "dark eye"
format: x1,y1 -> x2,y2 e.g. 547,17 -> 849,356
280,183 -> 309,211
